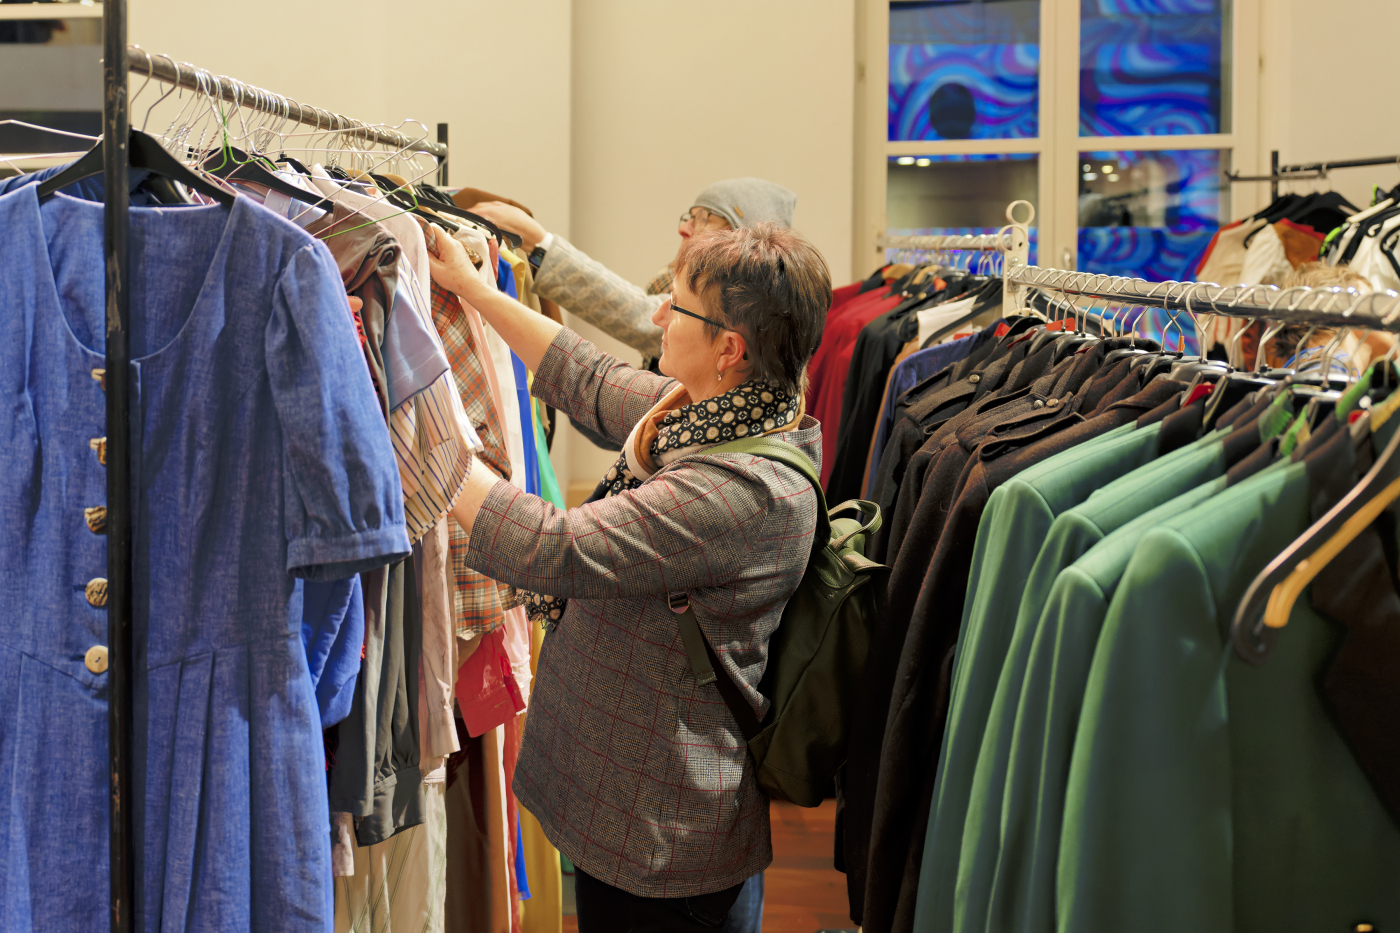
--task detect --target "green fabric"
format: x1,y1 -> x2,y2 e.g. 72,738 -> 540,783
534,399 -> 566,508
987,467 -> 1268,933
1057,459 -> 1400,933
953,428 -> 1239,933
913,421 -> 1153,933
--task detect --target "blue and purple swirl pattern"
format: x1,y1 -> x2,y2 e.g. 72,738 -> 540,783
1079,0 -> 1224,136
889,42 -> 1040,141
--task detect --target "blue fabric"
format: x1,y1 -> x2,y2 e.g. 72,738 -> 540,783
497,257 -> 541,495
721,872 -> 764,933
0,185 -> 408,930
301,576 -> 366,728
514,814 -> 532,900
865,327 -> 995,497
0,160 -> 162,205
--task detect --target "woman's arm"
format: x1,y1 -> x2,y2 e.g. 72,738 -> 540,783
428,223 -> 674,444
426,223 -> 561,373
468,202 -> 665,358
453,454 -> 816,599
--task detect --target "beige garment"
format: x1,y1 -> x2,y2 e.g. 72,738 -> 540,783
335,782 -> 448,933
1239,223 -> 1293,287
1198,218 -> 1268,351
419,518 -> 460,773
483,724 -> 513,933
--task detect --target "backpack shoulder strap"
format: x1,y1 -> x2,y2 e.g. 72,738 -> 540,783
674,603 -> 764,742
705,436 -> 830,548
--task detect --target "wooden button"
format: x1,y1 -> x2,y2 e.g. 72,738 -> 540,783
90,437 -> 106,466
84,645 -> 108,674
91,368 -> 106,391
85,578 -> 108,608
84,506 -> 107,534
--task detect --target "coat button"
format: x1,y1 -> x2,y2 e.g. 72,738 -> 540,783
1033,399 -> 1046,409
84,506 -> 107,535
90,437 -> 107,466
968,374 -> 981,384
91,368 -> 106,391
85,578 -> 108,608
84,645 -> 109,674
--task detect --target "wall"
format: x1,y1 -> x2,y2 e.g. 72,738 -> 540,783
563,0 -> 857,495
1254,0 -> 1400,213
126,0 -> 578,485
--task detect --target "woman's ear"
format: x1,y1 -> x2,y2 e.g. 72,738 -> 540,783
716,330 -> 750,377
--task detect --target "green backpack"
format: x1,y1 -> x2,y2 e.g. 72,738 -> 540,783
671,436 -> 888,807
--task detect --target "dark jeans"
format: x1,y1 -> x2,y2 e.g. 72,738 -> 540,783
576,867 -> 764,932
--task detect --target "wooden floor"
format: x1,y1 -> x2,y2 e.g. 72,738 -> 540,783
562,799 -> 854,932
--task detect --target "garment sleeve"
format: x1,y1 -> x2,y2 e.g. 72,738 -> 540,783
464,454 -> 816,599
533,234 -> 666,357
269,243 -> 412,580
531,328 -> 677,446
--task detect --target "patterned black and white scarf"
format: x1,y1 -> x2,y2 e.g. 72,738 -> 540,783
524,380 -> 799,626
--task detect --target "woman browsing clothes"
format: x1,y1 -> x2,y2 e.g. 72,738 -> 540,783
433,220 -> 829,932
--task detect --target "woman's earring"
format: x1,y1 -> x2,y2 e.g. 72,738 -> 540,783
717,370 -> 724,382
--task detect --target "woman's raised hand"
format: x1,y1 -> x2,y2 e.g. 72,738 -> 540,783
424,223 -> 489,303
469,201 -> 548,251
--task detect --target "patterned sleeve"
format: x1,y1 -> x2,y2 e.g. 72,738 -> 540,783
533,234 -> 666,357
464,453 -> 818,599
532,329 -> 676,447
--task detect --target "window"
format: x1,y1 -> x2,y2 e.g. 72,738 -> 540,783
855,0 -> 1262,345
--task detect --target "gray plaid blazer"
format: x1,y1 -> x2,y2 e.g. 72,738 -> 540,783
466,329 -> 822,897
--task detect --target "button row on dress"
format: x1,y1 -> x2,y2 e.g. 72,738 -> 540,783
86,373 -> 109,675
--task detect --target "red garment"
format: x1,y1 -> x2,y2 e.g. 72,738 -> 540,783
805,286 -> 903,483
830,278 -> 865,313
455,623 -> 527,737
805,284 -> 895,428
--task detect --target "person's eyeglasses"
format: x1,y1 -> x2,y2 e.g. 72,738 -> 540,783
680,207 -> 718,228
669,299 -> 733,332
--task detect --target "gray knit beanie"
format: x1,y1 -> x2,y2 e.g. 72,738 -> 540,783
692,177 -> 797,229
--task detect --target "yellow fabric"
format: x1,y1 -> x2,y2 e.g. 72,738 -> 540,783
519,618 -> 563,933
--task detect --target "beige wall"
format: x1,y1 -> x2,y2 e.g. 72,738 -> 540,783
562,0 -> 857,489
1252,0 -> 1400,213
127,0 -> 577,485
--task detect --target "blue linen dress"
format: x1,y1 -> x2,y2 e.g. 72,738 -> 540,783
0,185 -> 410,931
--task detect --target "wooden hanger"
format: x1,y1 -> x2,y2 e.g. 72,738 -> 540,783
1231,384 -> 1400,663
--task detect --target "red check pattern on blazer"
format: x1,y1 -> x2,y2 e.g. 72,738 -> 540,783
465,329 -> 822,897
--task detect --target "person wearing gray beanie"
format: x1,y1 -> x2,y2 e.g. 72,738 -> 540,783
469,178 -> 798,363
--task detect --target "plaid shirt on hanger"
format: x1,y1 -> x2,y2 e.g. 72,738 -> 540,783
430,279 -> 513,637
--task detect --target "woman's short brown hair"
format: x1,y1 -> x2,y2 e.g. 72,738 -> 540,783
675,222 -> 831,396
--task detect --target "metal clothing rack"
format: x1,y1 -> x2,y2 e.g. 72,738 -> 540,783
1225,149 -> 1400,200
99,14 -> 448,931
880,200 -> 1036,315
1002,263 -> 1400,334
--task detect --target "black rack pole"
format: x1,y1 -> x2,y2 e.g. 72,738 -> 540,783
437,122 -> 449,185
1270,149 -> 1279,201
103,0 -> 135,931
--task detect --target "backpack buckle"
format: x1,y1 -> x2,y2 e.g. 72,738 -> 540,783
667,592 -> 690,614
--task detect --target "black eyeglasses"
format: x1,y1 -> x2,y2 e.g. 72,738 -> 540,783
669,300 -> 733,332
